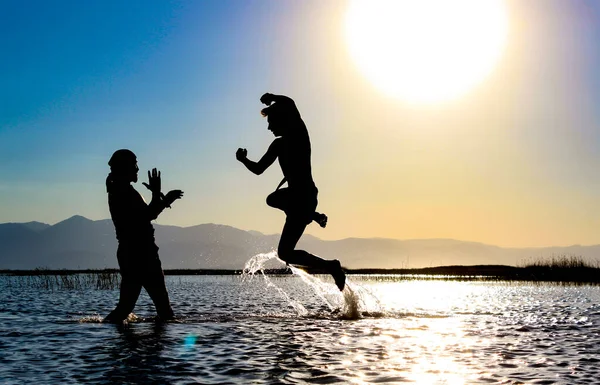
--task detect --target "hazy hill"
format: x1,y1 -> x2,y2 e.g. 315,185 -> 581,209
20,221 -> 51,232
1,216 -> 599,269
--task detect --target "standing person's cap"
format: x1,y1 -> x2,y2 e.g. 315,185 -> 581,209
108,149 -> 136,169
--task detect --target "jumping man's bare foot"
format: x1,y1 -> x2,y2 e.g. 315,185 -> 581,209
330,259 -> 346,291
313,212 -> 328,228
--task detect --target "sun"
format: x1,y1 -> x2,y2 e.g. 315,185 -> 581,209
345,0 -> 509,104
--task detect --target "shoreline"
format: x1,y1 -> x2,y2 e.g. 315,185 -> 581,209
1,265 -> 599,283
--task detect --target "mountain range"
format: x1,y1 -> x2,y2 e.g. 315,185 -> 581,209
1,215 -> 599,270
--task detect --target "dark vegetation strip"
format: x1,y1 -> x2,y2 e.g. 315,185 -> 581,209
1,255 -> 600,285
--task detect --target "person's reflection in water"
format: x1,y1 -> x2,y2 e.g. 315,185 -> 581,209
104,149 -> 183,323
236,93 -> 346,291
103,323 -> 170,384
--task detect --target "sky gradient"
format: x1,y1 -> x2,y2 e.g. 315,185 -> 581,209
1,0 -> 600,248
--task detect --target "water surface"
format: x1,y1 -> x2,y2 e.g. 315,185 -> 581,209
1,271 -> 600,384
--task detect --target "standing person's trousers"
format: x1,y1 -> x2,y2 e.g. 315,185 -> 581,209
105,245 -> 174,322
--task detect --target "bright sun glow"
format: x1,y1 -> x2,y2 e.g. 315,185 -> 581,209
345,0 -> 509,104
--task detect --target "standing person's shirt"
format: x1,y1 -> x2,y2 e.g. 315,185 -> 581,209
107,181 -> 163,248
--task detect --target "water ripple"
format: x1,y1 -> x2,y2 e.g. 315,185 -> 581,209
1,276 -> 600,384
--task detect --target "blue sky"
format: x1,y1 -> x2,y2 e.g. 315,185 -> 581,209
1,0 -> 297,222
1,0 -> 600,247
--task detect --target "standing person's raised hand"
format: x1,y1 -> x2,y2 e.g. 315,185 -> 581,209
163,190 -> 184,208
142,168 -> 161,194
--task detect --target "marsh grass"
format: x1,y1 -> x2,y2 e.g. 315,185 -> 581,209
523,255 -> 599,269
518,255 -> 600,284
346,256 -> 600,284
3,269 -> 120,290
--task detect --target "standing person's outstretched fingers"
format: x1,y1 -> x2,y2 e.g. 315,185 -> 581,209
165,190 -> 183,203
143,168 -> 162,193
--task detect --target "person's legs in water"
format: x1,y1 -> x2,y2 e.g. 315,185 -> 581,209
277,216 -> 345,291
142,258 -> 175,321
104,274 -> 143,323
267,188 -> 328,228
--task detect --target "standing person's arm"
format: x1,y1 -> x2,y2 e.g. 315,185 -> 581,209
236,139 -> 280,175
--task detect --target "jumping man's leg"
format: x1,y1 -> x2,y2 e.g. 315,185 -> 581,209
268,188 -> 328,228
104,275 -> 143,323
277,217 -> 346,291
266,188 -> 290,212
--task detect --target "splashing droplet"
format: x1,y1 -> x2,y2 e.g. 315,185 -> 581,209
243,251 -> 384,319
341,285 -> 361,320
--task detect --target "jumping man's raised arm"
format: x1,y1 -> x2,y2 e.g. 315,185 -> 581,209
260,93 -> 294,106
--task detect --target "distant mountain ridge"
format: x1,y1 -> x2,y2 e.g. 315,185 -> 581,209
1,215 -> 599,270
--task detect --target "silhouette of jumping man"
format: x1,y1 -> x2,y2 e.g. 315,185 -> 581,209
236,93 -> 346,291
104,149 -> 183,323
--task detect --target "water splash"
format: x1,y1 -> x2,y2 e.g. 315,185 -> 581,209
78,312 -> 139,324
341,285 -> 361,320
78,315 -> 104,323
346,281 -> 387,318
243,251 -> 308,316
243,251 -> 384,320
287,264 -> 342,312
242,251 -> 280,276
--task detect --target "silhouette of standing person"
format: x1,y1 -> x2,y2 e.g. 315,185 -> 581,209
104,149 -> 183,323
236,93 -> 346,291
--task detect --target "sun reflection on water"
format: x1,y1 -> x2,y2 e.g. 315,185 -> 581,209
2,276 -> 600,383
370,280 -> 494,315
332,281 -> 506,383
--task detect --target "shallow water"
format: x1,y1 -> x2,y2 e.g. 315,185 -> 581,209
1,271 -> 600,384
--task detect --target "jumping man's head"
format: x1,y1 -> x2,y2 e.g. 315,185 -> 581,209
108,149 -> 138,183
261,101 -> 302,137
261,103 -> 286,137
